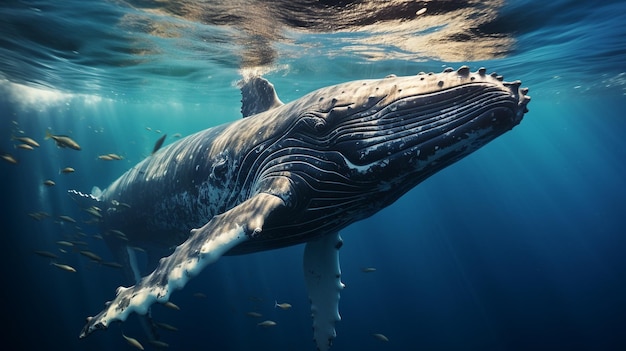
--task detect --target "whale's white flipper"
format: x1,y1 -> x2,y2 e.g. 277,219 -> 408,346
303,232 -> 345,351
79,193 -> 285,338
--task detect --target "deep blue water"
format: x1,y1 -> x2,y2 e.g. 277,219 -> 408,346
1,1 -> 626,350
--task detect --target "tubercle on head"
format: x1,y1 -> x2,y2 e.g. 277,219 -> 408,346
428,65 -> 531,111
447,65 -> 504,82
416,65 -> 501,87
304,66 -> 531,126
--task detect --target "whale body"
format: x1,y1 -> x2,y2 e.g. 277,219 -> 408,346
78,66 -> 530,350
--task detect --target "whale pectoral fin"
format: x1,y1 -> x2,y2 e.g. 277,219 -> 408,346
109,243 -> 161,340
239,75 -> 284,117
80,193 -> 285,338
303,232 -> 345,351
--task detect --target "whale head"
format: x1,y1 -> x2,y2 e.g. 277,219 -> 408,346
284,66 -> 530,204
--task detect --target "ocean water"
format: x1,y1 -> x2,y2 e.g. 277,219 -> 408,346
1,1 -> 626,350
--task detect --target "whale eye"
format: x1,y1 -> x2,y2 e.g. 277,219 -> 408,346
300,113 -> 327,133
313,119 -> 326,131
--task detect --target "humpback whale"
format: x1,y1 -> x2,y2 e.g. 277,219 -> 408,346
77,66 -> 530,350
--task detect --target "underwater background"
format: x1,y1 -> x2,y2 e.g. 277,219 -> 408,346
1,0 -> 625,350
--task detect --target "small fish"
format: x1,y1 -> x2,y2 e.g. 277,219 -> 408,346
148,340 -> 169,349
34,250 -> 59,259
192,292 -> 207,299
155,322 -> 179,332
60,167 -> 75,174
274,301 -> 292,310
246,311 -> 262,318
122,334 -> 144,350
45,130 -> 81,150
28,211 -> 50,220
98,153 -> 123,161
55,240 -> 74,247
163,301 -> 180,310
372,333 -> 389,342
79,250 -> 103,262
257,320 -> 277,327
17,143 -> 34,150
172,133 -> 182,138
12,135 -> 40,148
106,153 -> 123,160
115,235 -> 129,242
108,229 -> 127,238
52,262 -> 77,273
98,154 -> 114,161
84,207 -> 103,218
1,153 -> 17,164
100,261 -> 123,269
361,267 -> 377,273
43,180 -> 55,186
58,215 -> 77,223
152,134 -> 167,154
83,218 -> 101,225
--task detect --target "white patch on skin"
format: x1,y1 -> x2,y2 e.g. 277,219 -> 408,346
341,155 -> 373,174
149,172 -> 241,231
